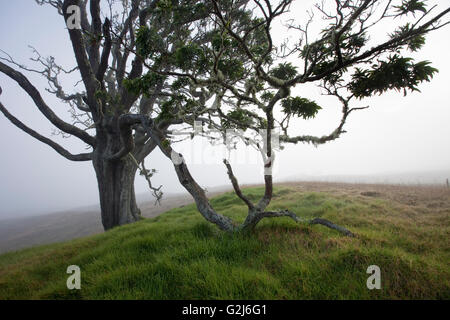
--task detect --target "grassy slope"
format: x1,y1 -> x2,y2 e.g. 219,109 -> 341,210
0,186 -> 448,299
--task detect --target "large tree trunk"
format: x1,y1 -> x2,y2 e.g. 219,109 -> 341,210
93,155 -> 140,230
92,129 -> 141,231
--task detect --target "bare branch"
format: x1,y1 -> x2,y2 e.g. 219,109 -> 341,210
0,92 -> 92,162
0,61 -> 96,146
223,159 -> 255,210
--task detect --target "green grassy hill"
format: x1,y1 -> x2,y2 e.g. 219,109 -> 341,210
0,186 -> 448,299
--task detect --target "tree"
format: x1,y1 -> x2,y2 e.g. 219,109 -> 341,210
133,0 -> 450,234
0,0 -> 223,230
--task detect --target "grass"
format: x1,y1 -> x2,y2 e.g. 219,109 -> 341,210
0,186 -> 449,299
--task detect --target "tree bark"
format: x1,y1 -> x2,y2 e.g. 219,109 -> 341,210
92,128 -> 141,230
93,153 -> 141,230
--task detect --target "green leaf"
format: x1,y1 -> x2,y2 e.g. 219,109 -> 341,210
174,43 -> 208,72
390,23 -> 426,52
394,0 -> 427,16
269,62 -> 298,81
281,97 -> 322,119
349,55 -> 438,98
136,26 -> 163,58
221,109 -> 255,130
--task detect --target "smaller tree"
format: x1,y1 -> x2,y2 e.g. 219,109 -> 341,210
133,0 -> 450,235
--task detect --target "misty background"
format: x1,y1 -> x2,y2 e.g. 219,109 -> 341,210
1,0 -> 449,220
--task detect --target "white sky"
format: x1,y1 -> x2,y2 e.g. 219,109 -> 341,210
0,0 -> 449,218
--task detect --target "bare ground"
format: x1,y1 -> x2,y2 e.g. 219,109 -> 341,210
0,181 -> 449,254
282,181 -> 450,209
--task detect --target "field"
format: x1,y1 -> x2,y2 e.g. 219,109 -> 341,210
0,182 -> 449,299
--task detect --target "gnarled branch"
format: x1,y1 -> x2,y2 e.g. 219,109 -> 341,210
0,61 -> 96,146
255,210 -> 355,237
0,97 -> 92,162
223,159 -> 255,210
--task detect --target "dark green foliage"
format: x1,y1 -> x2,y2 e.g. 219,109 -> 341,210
175,43 -> 208,73
157,96 -> 182,121
341,32 -> 368,55
260,91 -> 275,102
171,77 -> 190,91
269,62 -> 298,80
158,100 -> 176,121
312,60 -> 348,85
211,32 -> 233,52
281,97 -> 322,119
156,95 -> 201,122
218,58 -> 245,80
245,76 -> 264,93
123,72 -> 166,97
300,41 -> 329,62
349,55 -> 438,98
406,34 -> 426,52
394,0 -> 427,16
221,109 -> 255,130
390,23 -> 426,52
136,26 -> 164,58
156,1 -> 207,26
156,0 -> 172,10
345,33 -> 367,50
312,61 -> 336,77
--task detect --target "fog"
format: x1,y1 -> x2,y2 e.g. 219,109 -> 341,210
1,0 -> 449,219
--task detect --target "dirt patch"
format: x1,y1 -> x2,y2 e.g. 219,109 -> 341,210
360,191 -> 383,197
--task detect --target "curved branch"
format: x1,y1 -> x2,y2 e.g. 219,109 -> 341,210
223,159 -> 255,210
134,137 -> 158,163
310,218 -> 354,237
257,210 -> 355,237
0,99 -> 92,162
141,117 -> 236,231
0,61 -> 96,146
129,154 -> 163,204
281,92 -> 369,146
106,114 -> 142,161
106,115 -> 169,162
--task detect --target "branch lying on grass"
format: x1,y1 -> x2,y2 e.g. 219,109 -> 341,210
262,210 -> 355,237
309,218 -> 355,237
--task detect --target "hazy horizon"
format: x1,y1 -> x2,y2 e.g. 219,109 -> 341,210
1,167 -> 449,220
